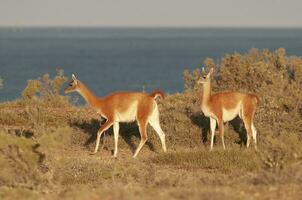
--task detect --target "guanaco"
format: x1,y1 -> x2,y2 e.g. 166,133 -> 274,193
198,68 -> 260,151
64,74 -> 167,158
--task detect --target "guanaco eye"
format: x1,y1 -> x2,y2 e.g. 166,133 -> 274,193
69,83 -> 73,86
203,76 -> 206,79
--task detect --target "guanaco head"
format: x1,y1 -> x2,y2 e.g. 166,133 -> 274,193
64,74 -> 79,94
197,67 -> 214,84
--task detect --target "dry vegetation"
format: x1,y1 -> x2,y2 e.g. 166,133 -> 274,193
1,48 -> 302,200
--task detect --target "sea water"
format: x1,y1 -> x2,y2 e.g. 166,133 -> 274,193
0,27 -> 301,102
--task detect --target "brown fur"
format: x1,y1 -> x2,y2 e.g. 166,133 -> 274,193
94,92 -> 155,120
64,74 -> 166,157
207,92 -> 259,118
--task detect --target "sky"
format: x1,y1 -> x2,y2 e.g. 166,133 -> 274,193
0,0 -> 301,27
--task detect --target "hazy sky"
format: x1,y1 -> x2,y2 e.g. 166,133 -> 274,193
0,0 -> 301,27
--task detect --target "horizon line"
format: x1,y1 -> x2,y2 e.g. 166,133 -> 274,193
0,25 -> 302,29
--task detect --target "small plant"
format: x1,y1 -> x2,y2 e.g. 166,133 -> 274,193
22,69 -> 67,99
262,150 -> 285,172
0,77 -> 3,89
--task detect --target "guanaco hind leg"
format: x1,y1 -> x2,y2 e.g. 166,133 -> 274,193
251,123 -> 258,150
133,100 -> 157,158
218,121 -> 226,150
148,105 -> 167,152
242,117 -> 253,148
133,120 -> 148,158
242,101 -> 255,148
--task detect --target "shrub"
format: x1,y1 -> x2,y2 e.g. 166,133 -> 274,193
22,69 -> 67,100
0,70 -> 76,138
0,131 -> 47,188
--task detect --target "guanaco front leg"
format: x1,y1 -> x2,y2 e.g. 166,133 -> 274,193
113,122 -> 119,157
91,120 -> 113,154
209,117 -> 216,151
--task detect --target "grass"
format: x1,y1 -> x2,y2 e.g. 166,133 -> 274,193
151,148 -> 262,173
0,131 -> 44,188
37,126 -> 72,149
53,158 -> 113,185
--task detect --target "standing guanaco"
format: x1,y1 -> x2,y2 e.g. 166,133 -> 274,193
198,68 -> 259,151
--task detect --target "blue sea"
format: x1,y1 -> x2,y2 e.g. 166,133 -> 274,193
0,27 -> 302,102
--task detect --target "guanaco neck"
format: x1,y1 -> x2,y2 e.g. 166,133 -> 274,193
77,81 -> 99,108
201,80 -> 211,108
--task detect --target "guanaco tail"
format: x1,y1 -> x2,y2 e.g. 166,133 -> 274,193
198,68 -> 260,151
64,74 -> 167,158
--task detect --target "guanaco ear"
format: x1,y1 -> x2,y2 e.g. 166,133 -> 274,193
209,68 -> 214,74
206,68 -> 214,79
72,74 -> 78,84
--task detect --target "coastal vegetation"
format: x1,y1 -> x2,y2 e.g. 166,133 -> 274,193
0,77 -> 3,89
0,48 -> 302,199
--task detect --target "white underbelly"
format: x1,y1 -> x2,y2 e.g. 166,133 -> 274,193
115,102 -> 138,122
222,105 -> 241,122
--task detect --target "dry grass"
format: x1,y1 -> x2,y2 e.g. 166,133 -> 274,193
151,148 -> 262,173
0,48 -> 302,199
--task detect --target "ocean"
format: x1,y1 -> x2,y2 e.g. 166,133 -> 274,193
0,27 -> 302,102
